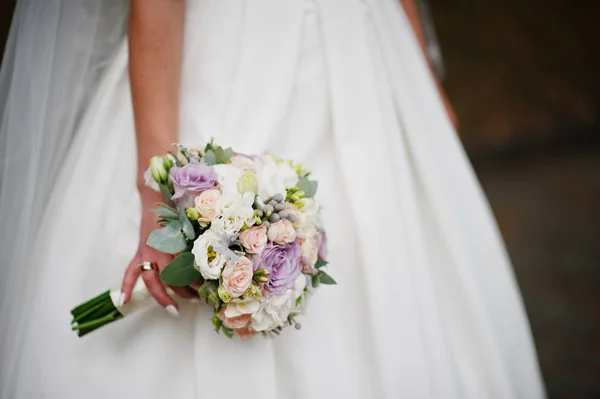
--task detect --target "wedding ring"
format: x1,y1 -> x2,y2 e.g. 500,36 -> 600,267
137,261 -> 157,272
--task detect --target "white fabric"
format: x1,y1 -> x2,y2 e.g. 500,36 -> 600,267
0,0 -> 546,398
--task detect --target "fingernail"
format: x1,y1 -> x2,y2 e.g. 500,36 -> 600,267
166,287 -> 176,296
118,292 -> 126,307
165,305 -> 179,317
189,298 -> 200,304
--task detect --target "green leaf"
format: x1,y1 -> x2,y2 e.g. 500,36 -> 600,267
222,327 -> 234,338
311,274 -> 320,288
159,184 -> 175,206
214,146 -> 233,164
150,207 -> 179,220
204,150 -> 216,165
297,178 -> 318,197
318,270 -> 337,285
160,252 -> 200,286
146,222 -> 186,254
315,259 -> 328,269
179,206 -> 196,240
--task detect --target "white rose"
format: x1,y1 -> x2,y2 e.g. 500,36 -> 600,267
212,164 -> 244,195
256,157 -> 299,200
267,219 -> 297,244
194,189 -> 220,227
191,231 -> 227,280
251,297 -> 291,331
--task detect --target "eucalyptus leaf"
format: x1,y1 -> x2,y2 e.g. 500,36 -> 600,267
214,146 -> 233,164
146,222 -> 186,254
179,206 -> 196,240
150,207 -> 179,220
318,270 -> 337,285
297,178 -> 318,197
315,259 -> 328,269
160,252 -> 200,286
159,184 -> 175,206
204,150 -> 216,165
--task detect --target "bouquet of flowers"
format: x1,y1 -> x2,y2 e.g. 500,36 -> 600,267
70,142 -> 335,339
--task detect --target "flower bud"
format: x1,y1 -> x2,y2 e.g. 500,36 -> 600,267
149,156 -> 168,184
294,200 -> 305,209
237,171 -> 258,195
218,285 -> 232,303
290,194 -> 300,202
162,155 -> 174,170
296,190 -> 305,198
186,207 -> 200,221
254,268 -> 270,277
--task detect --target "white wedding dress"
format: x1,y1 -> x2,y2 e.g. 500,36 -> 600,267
0,1 -> 546,398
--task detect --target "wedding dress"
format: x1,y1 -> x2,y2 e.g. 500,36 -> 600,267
0,1 -> 546,398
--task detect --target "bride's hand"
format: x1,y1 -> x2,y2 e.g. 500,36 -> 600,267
120,188 -> 198,316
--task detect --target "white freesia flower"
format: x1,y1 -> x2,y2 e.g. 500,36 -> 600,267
212,164 -> 244,195
192,231 -> 228,280
224,299 -> 261,318
255,157 -> 299,200
143,167 -> 161,192
297,198 -> 322,237
251,274 -> 307,331
213,191 -> 256,236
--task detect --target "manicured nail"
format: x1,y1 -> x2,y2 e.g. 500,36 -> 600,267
166,287 -> 176,296
118,292 -> 126,307
165,305 -> 179,317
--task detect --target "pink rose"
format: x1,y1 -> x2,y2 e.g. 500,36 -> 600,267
267,220 -> 296,244
300,236 -> 319,271
221,256 -> 254,298
218,307 -> 251,329
285,203 -> 302,227
239,225 -> 268,254
194,189 -> 220,227
234,325 -> 258,339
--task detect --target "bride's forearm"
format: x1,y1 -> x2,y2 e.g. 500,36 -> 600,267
128,0 -> 186,191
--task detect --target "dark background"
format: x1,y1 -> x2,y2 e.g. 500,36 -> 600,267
1,1 -> 599,397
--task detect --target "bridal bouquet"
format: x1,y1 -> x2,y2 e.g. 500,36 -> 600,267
71,142 -> 335,339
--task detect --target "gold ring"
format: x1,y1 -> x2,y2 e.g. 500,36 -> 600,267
137,261 -> 157,272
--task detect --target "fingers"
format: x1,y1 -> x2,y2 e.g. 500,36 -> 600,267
120,261 -> 142,306
141,270 -> 179,317
168,285 -> 199,300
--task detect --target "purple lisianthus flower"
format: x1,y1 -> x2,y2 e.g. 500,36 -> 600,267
169,163 -> 217,208
254,242 -> 302,295
317,229 -> 328,260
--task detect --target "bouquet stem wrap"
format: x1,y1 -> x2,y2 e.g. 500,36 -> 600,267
71,279 -> 152,336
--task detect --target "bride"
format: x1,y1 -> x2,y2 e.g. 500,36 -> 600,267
0,0 -> 545,397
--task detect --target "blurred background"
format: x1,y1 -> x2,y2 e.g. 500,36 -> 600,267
1,1 -> 598,397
